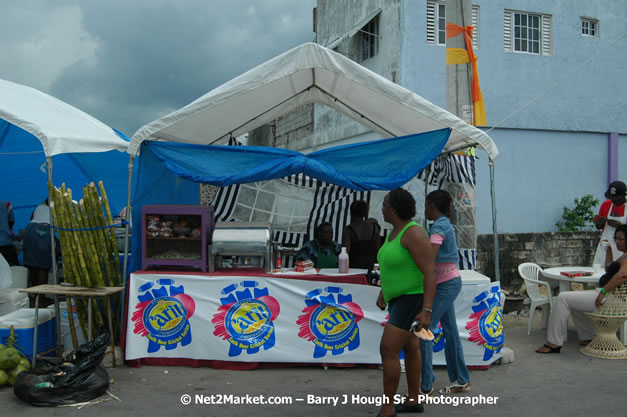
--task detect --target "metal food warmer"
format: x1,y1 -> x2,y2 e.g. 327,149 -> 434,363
208,222 -> 275,273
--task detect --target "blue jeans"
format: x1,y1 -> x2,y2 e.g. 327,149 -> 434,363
419,277 -> 470,391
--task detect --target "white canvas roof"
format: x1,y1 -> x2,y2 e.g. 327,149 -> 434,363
129,42 -> 498,160
0,78 -> 129,156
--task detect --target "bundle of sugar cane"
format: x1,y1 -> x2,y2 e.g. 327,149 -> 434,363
81,182 -> 121,333
49,184 -> 92,338
49,183 -> 105,335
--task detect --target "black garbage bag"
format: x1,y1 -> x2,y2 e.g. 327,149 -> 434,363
13,331 -> 111,406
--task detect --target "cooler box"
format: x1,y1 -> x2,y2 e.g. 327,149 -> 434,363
0,308 -> 57,360
0,288 -> 29,317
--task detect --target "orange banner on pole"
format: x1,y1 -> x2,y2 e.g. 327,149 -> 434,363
445,23 -> 486,126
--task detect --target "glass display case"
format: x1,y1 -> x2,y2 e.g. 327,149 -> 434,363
141,205 -> 214,272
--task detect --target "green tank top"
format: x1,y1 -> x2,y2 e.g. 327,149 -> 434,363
377,221 -> 425,303
315,246 -> 338,268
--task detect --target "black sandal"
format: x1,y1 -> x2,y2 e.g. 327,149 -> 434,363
535,343 -> 561,354
395,401 -> 424,413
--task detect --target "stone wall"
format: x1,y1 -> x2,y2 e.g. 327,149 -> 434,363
477,231 -> 601,291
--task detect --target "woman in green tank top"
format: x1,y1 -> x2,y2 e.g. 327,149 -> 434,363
374,188 -> 436,417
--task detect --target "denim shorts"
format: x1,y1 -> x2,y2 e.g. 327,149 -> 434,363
387,293 -> 424,330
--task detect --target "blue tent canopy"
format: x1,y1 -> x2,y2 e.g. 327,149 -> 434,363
0,119 -> 130,232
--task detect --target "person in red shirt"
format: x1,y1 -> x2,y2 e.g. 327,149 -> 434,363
593,181 -> 626,265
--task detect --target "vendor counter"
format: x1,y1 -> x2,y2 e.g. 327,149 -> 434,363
123,269 -> 503,369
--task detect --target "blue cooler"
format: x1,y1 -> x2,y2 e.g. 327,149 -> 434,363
0,308 -> 57,360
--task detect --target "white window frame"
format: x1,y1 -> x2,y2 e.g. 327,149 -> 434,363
427,1 -> 479,50
504,9 -> 552,56
581,18 -> 599,37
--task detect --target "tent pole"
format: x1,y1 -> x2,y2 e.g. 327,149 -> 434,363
47,156 -> 62,354
423,165 -> 430,229
119,154 -> 134,334
47,157 -> 57,285
122,155 -> 134,287
489,159 -> 500,282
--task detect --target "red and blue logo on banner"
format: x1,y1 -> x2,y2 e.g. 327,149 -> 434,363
132,278 -> 196,353
212,280 -> 280,357
297,286 -> 364,358
466,284 -> 504,360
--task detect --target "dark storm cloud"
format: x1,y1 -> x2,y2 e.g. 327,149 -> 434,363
4,0 -> 316,137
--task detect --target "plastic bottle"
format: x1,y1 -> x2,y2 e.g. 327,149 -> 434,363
276,250 -> 282,270
338,247 -> 349,273
371,263 -> 380,286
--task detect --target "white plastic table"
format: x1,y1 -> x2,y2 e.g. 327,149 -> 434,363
541,266 -> 601,293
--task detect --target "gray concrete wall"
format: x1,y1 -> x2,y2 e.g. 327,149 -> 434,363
477,230 -> 601,290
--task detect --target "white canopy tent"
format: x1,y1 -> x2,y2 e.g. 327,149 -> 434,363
129,43 -> 497,159
0,78 -> 129,156
127,42 -> 500,279
0,78 -> 130,283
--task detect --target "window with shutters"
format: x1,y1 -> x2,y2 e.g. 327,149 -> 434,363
427,1 -> 479,49
581,18 -> 598,37
359,15 -> 379,61
504,9 -> 552,55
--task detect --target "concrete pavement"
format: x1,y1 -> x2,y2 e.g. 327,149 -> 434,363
1,312 -> 625,417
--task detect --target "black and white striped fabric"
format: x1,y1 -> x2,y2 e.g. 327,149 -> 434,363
459,249 -> 477,271
418,153 -> 476,186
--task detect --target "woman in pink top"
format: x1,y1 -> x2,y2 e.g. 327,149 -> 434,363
419,190 -> 471,395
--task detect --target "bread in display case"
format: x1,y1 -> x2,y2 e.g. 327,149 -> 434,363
141,205 -> 214,272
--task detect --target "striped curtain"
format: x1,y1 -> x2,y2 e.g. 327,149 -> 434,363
418,153 -> 476,186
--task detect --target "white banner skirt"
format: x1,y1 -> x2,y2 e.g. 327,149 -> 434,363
125,273 -> 504,366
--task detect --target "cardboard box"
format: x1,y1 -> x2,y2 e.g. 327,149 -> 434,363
0,308 -> 57,360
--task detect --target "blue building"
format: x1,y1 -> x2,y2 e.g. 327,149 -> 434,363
309,0 -> 627,234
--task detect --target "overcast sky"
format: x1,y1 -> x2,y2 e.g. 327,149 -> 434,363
0,0 -> 317,137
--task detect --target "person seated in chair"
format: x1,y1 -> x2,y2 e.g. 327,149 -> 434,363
296,222 -> 341,268
536,225 -> 627,353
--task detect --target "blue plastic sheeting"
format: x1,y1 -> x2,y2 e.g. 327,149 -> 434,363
0,119 -> 131,232
144,128 -> 451,191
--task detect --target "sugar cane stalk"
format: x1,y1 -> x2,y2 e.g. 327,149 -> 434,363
49,187 -> 78,286
50,185 -> 90,338
97,181 -> 122,286
86,184 -> 116,287
93,182 -> 121,336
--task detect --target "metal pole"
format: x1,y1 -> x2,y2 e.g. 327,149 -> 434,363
47,156 -> 62,354
423,165 -> 430,229
490,159 -> 500,281
117,154 -> 135,342
122,155 -> 134,287
47,157 -> 57,284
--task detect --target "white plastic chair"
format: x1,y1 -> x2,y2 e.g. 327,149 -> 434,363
9,265 -> 28,289
518,262 -> 553,335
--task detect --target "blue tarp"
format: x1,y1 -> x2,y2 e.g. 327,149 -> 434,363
128,128 -> 451,273
144,129 -> 451,191
0,119 -> 130,233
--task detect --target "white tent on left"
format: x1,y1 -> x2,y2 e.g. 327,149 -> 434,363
0,78 -> 130,282
0,78 -> 128,156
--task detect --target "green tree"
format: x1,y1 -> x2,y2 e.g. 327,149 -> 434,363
555,194 -> 600,231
